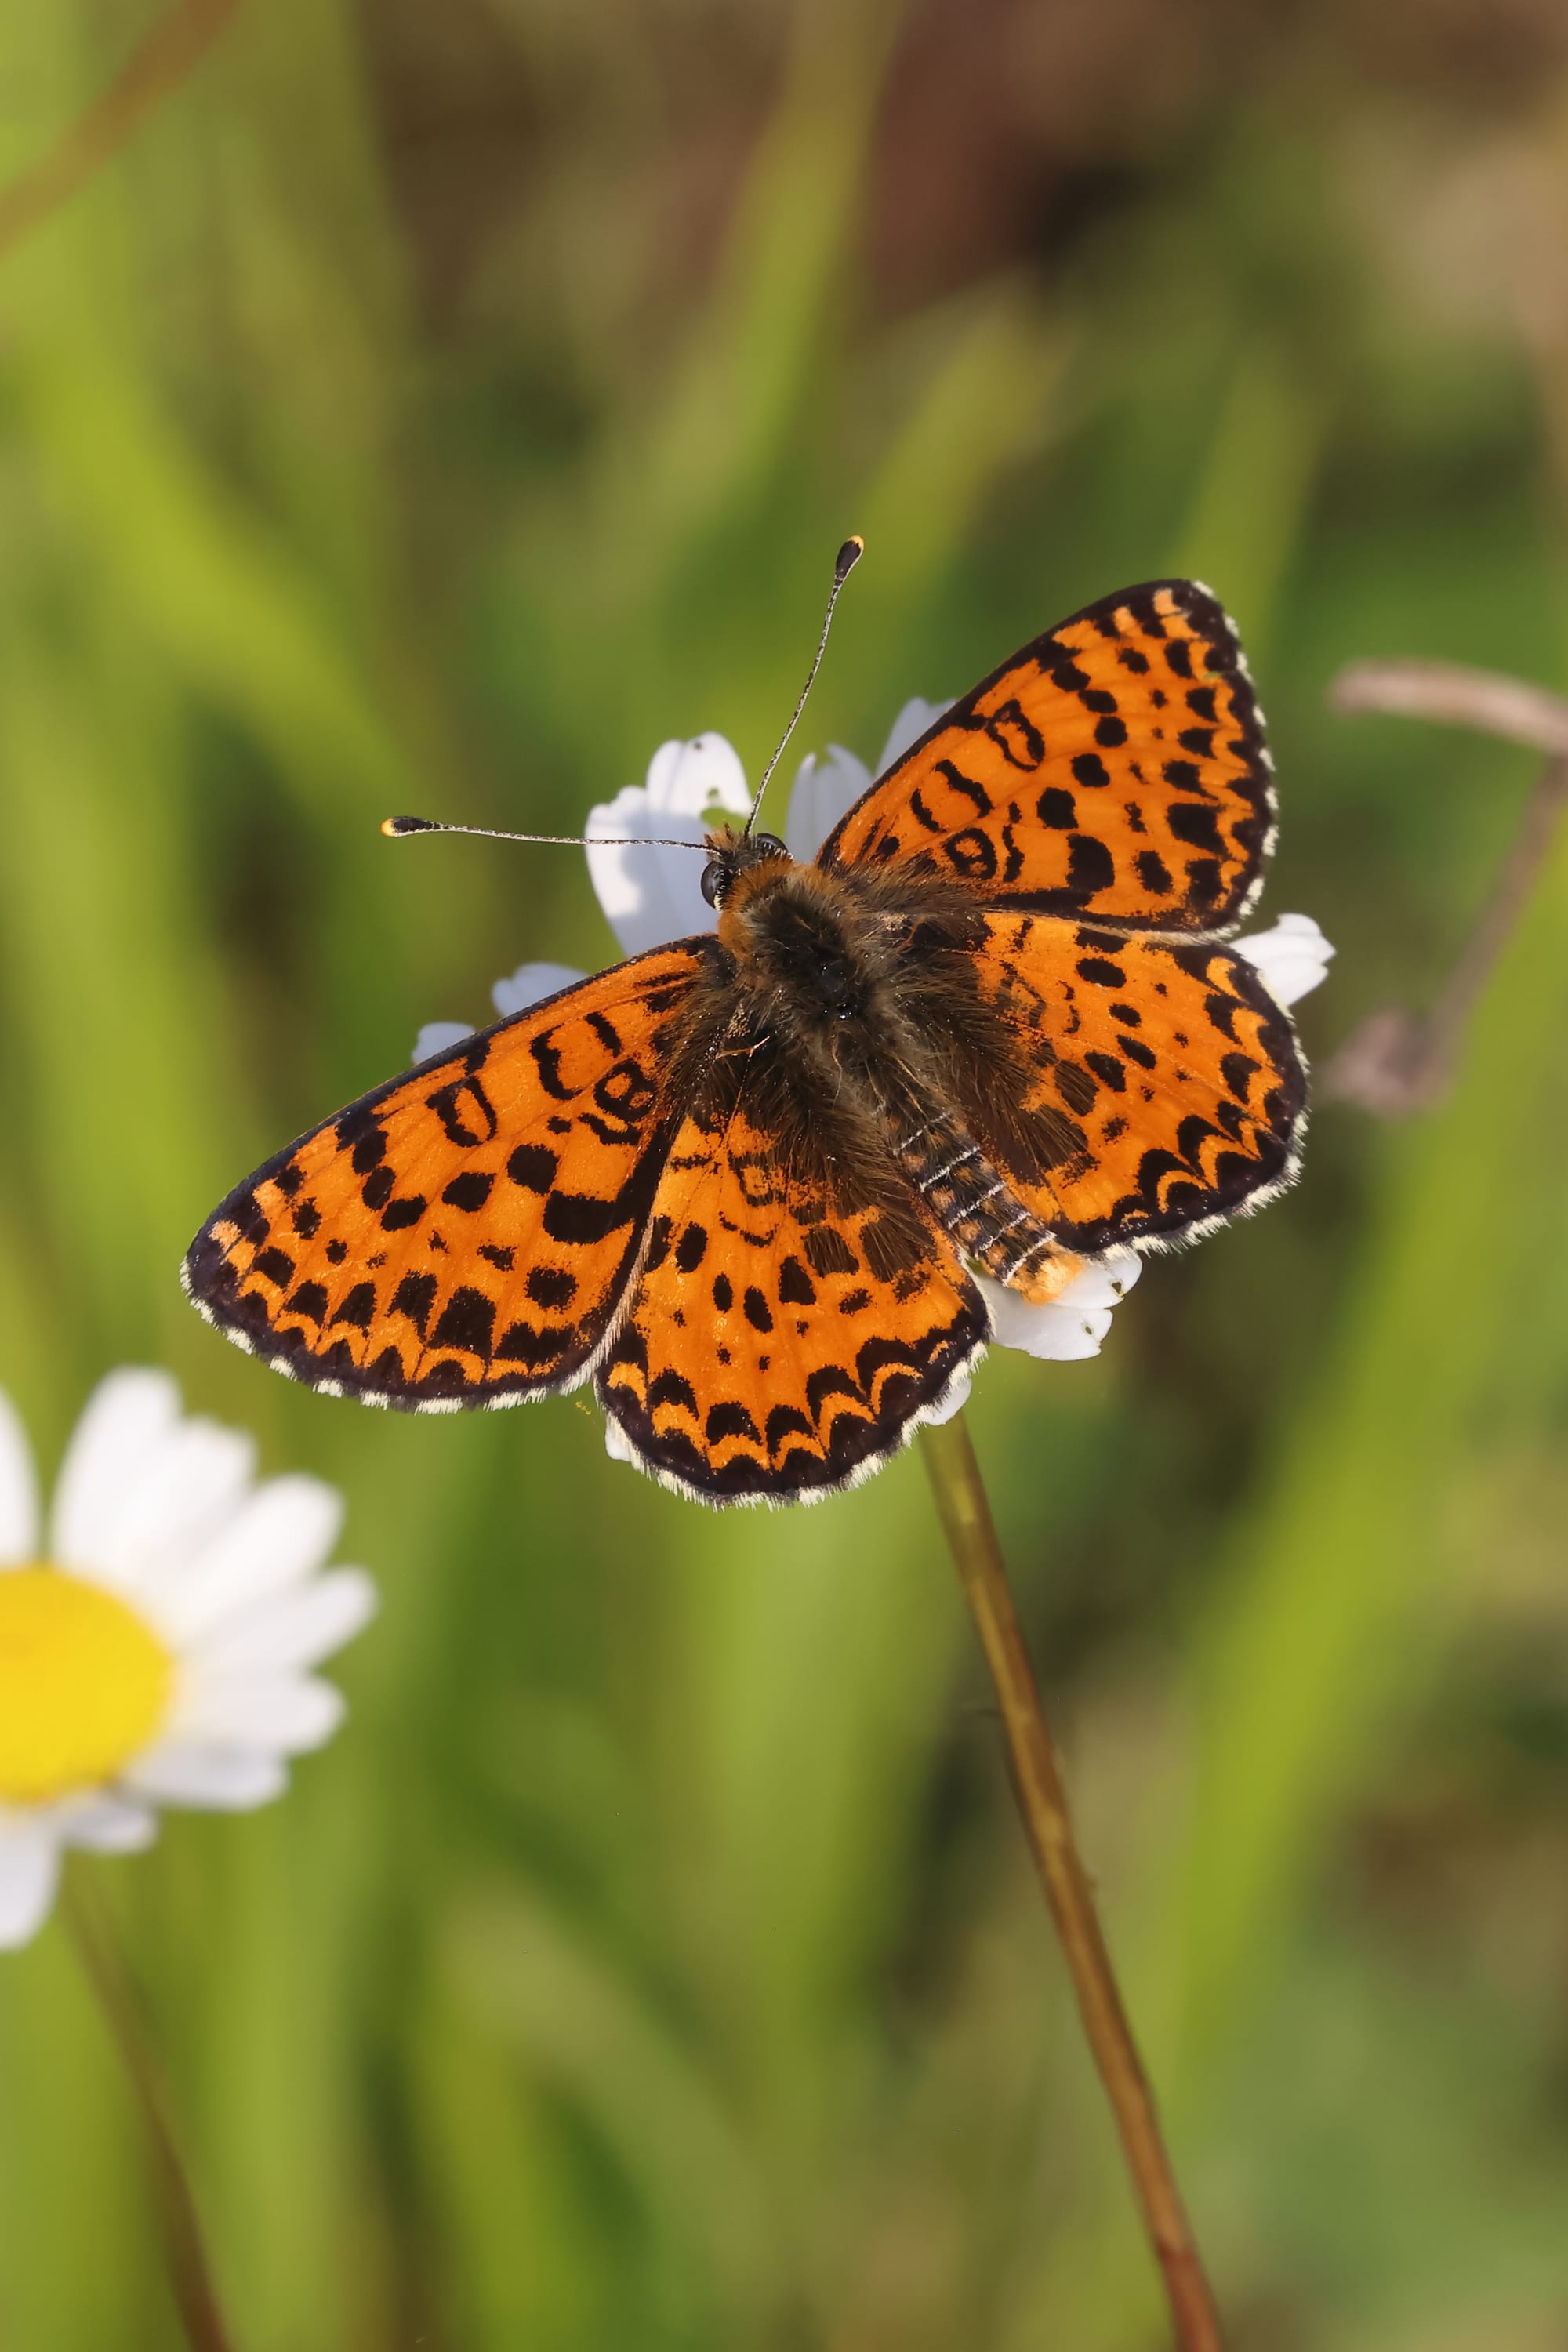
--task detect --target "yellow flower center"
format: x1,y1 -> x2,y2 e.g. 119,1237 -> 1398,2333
0,1567 -> 172,1805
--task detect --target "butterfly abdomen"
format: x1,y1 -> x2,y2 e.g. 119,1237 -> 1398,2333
895,1118 -> 1069,1302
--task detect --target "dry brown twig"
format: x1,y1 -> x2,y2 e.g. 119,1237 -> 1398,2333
1324,658 -> 1568,1116
0,0 -> 244,267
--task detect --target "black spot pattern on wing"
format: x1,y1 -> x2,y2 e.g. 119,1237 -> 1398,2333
967,914 -> 1306,1255
596,1098 -> 987,1507
183,946 -> 717,1408
819,579 -> 1276,935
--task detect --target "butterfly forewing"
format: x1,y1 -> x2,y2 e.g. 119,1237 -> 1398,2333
597,1102 -> 986,1503
183,946 -> 716,1407
819,580 -> 1273,934
954,913 -> 1305,1254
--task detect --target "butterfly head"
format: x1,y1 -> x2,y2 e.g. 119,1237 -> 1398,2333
699,824 -> 790,910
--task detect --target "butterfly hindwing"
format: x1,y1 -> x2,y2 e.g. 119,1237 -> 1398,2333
596,1102 -> 986,1504
183,946 -> 716,1407
955,912 -> 1305,1254
820,579 -> 1274,933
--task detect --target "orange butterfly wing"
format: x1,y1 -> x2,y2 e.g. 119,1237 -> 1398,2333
596,1103 -> 985,1505
959,913 -> 1305,1254
183,947 -> 713,1408
820,579 -> 1273,934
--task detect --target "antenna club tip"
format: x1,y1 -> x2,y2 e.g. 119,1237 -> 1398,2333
834,535 -> 864,583
382,814 -> 434,837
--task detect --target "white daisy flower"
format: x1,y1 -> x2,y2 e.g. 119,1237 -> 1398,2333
0,1370 -> 376,1951
410,706 -> 1335,1419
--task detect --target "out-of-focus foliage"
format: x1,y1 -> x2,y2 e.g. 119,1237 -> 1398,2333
2,2 -> 1567,2345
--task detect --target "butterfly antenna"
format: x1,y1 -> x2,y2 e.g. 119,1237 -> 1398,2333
742,535 -> 863,838
380,815 -> 706,852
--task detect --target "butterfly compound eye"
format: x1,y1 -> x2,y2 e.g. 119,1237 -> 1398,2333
700,858 -> 727,908
753,833 -> 788,859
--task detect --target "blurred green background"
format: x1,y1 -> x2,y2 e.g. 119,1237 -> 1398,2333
3,1 -> 1568,2345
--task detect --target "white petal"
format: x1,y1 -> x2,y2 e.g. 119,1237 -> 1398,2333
1054,1248 -> 1142,1314
124,1744 -> 288,1809
0,1388 -> 39,1566
85,1419 -> 256,1601
160,1475 -> 345,1641
59,1797 -> 158,1853
49,1369 -> 181,1573
191,1568 -> 377,1674
977,1248 -> 1142,1363
977,1274 -> 1120,1361
586,735 -> 750,957
585,786 -> 709,958
412,1020 -> 474,1065
0,1814 -> 61,1947
1232,912 -> 1335,1007
784,746 -> 872,863
877,697 -> 952,773
492,963 -> 587,1017
604,1415 -> 637,1466
171,1671 -> 346,1753
925,1366 -> 974,1426
643,732 -> 750,819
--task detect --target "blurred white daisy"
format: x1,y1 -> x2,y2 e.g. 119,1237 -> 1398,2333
411,704 -> 1333,1410
0,1370 -> 375,1950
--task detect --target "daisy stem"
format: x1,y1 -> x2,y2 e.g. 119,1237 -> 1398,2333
67,1880 -> 241,2352
921,1414 -> 1223,2352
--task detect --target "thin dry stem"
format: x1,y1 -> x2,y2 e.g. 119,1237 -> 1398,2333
67,1879 -> 240,2352
0,0 -> 244,266
1324,658 -> 1568,1116
922,1414 -> 1224,2352
1330,656 -> 1568,757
